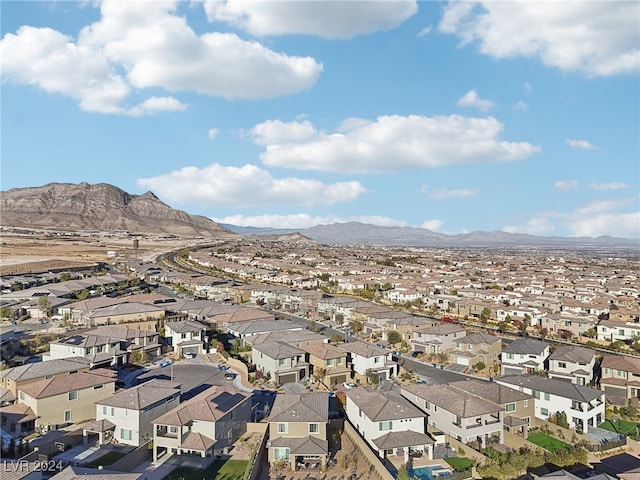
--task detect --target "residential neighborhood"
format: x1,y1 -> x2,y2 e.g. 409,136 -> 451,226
1,238 -> 640,480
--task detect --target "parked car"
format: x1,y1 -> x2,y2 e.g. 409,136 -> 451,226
342,382 -> 356,389
411,351 -> 420,357
224,372 -> 235,380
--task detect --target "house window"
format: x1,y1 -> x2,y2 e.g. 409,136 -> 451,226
379,421 -> 392,431
540,408 -> 549,416
121,429 -> 132,441
93,385 -> 104,390
506,353 -> 514,360
327,359 -> 335,367
19,392 -> 25,401
374,357 -> 381,364
169,426 -> 178,433
424,400 -> 431,411
273,447 -> 289,461
524,400 -> 528,407
558,362 -> 567,369
544,393 -> 550,401
68,390 -> 79,401
534,391 -> 540,399
277,423 -> 288,433
505,403 -> 516,412
64,410 -> 72,422
309,423 -> 319,434
278,359 -> 287,366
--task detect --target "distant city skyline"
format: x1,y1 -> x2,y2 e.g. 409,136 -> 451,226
1,1 -> 639,238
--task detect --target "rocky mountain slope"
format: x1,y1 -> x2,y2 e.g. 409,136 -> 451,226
0,183 -> 236,238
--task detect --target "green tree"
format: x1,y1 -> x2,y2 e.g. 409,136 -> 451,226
480,307 -> 492,323
38,295 -> 52,318
331,334 -> 344,344
351,320 -> 363,334
387,330 -> 402,345
0,306 -> 12,319
396,464 -> 410,480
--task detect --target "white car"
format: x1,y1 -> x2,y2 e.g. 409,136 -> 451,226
342,382 -> 357,389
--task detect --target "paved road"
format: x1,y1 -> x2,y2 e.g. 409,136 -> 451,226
398,356 -> 477,384
136,363 -> 228,398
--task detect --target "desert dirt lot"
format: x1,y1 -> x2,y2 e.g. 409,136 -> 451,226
0,233 -> 189,275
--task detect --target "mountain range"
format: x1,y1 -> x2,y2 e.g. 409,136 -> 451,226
1,183 -> 637,248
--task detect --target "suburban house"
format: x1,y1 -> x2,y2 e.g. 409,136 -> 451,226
251,342 -> 309,385
227,319 -> 304,344
164,320 -> 207,357
501,338 -> 550,376
337,341 -> 397,384
80,302 -> 165,327
92,379 -> 181,447
496,375 -> 605,433
45,326 -> 163,367
152,385 -> 252,462
344,387 -> 434,460
600,355 -> 640,404
266,392 -> 329,471
410,323 -> 466,354
547,345 -> 596,386
400,383 -> 504,449
449,379 -> 535,437
597,320 -> 640,342
14,370 -> 116,433
51,466 -> 143,480
302,343 -> 351,387
0,357 -> 90,401
449,332 -> 502,371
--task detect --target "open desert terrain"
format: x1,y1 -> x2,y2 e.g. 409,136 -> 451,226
0,231 -> 190,275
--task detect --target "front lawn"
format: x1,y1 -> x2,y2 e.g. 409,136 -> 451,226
162,460 -> 248,480
86,451 -> 127,468
599,419 -> 640,436
445,457 -> 473,471
526,432 -> 571,452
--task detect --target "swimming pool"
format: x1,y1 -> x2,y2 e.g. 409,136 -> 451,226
407,465 -> 453,479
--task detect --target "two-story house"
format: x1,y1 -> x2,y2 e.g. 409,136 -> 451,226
548,345 -> 596,386
164,320 -> 207,357
501,338 -> 550,376
152,386 -> 252,462
344,387 -> 434,460
496,375 -> 605,433
411,324 -> 466,354
600,354 -> 640,404
251,342 -> 308,385
449,379 -> 534,437
302,343 -> 351,387
93,379 -> 181,447
337,341 -> 396,384
267,393 -> 329,471
449,332 -> 502,370
8,370 -> 116,434
597,321 -> 640,342
400,383 -> 504,449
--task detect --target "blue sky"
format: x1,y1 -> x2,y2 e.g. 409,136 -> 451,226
2,1 -> 639,239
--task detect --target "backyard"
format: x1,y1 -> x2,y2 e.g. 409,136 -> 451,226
526,432 -> 571,452
599,419 -> 640,436
86,451 -> 127,468
445,456 -> 474,471
162,460 -> 249,480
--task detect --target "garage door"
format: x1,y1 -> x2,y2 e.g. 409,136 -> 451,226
278,373 -> 298,385
182,346 -> 199,355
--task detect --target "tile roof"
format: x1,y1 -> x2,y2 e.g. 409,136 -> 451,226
0,357 -> 89,382
301,343 -> 345,360
497,375 -> 604,402
549,345 -> 595,363
19,371 -> 115,399
181,431 -> 216,451
252,341 -> 305,359
601,354 -> 640,373
458,332 -> 501,345
165,320 -> 206,334
371,430 -> 434,450
337,340 -> 388,358
402,383 -> 502,417
152,385 -> 250,426
346,388 -> 425,422
268,392 -> 328,423
502,338 -> 549,355
449,379 -> 533,405
96,382 -> 180,410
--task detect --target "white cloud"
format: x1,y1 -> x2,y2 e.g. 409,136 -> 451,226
566,138 -> 597,150
418,26 -> 432,37
249,115 -> 540,174
589,182 -> 629,191
523,81 -> 532,94
208,128 -> 220,140
127,96 -> 188,116
554,180 -> 579,192
0,0 -> 322,114
421,220 -> 444,232
422,186 -> 479,199
568,212 -> 640,238
213,213 -> 409,229
203,0 -> 418,39
457,89 -> 495,112
439,1 -> 640,77
502,198 -> 640,239
514,100 -> 529,112
137,163 -> 365,208
503,217 -> 556,236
